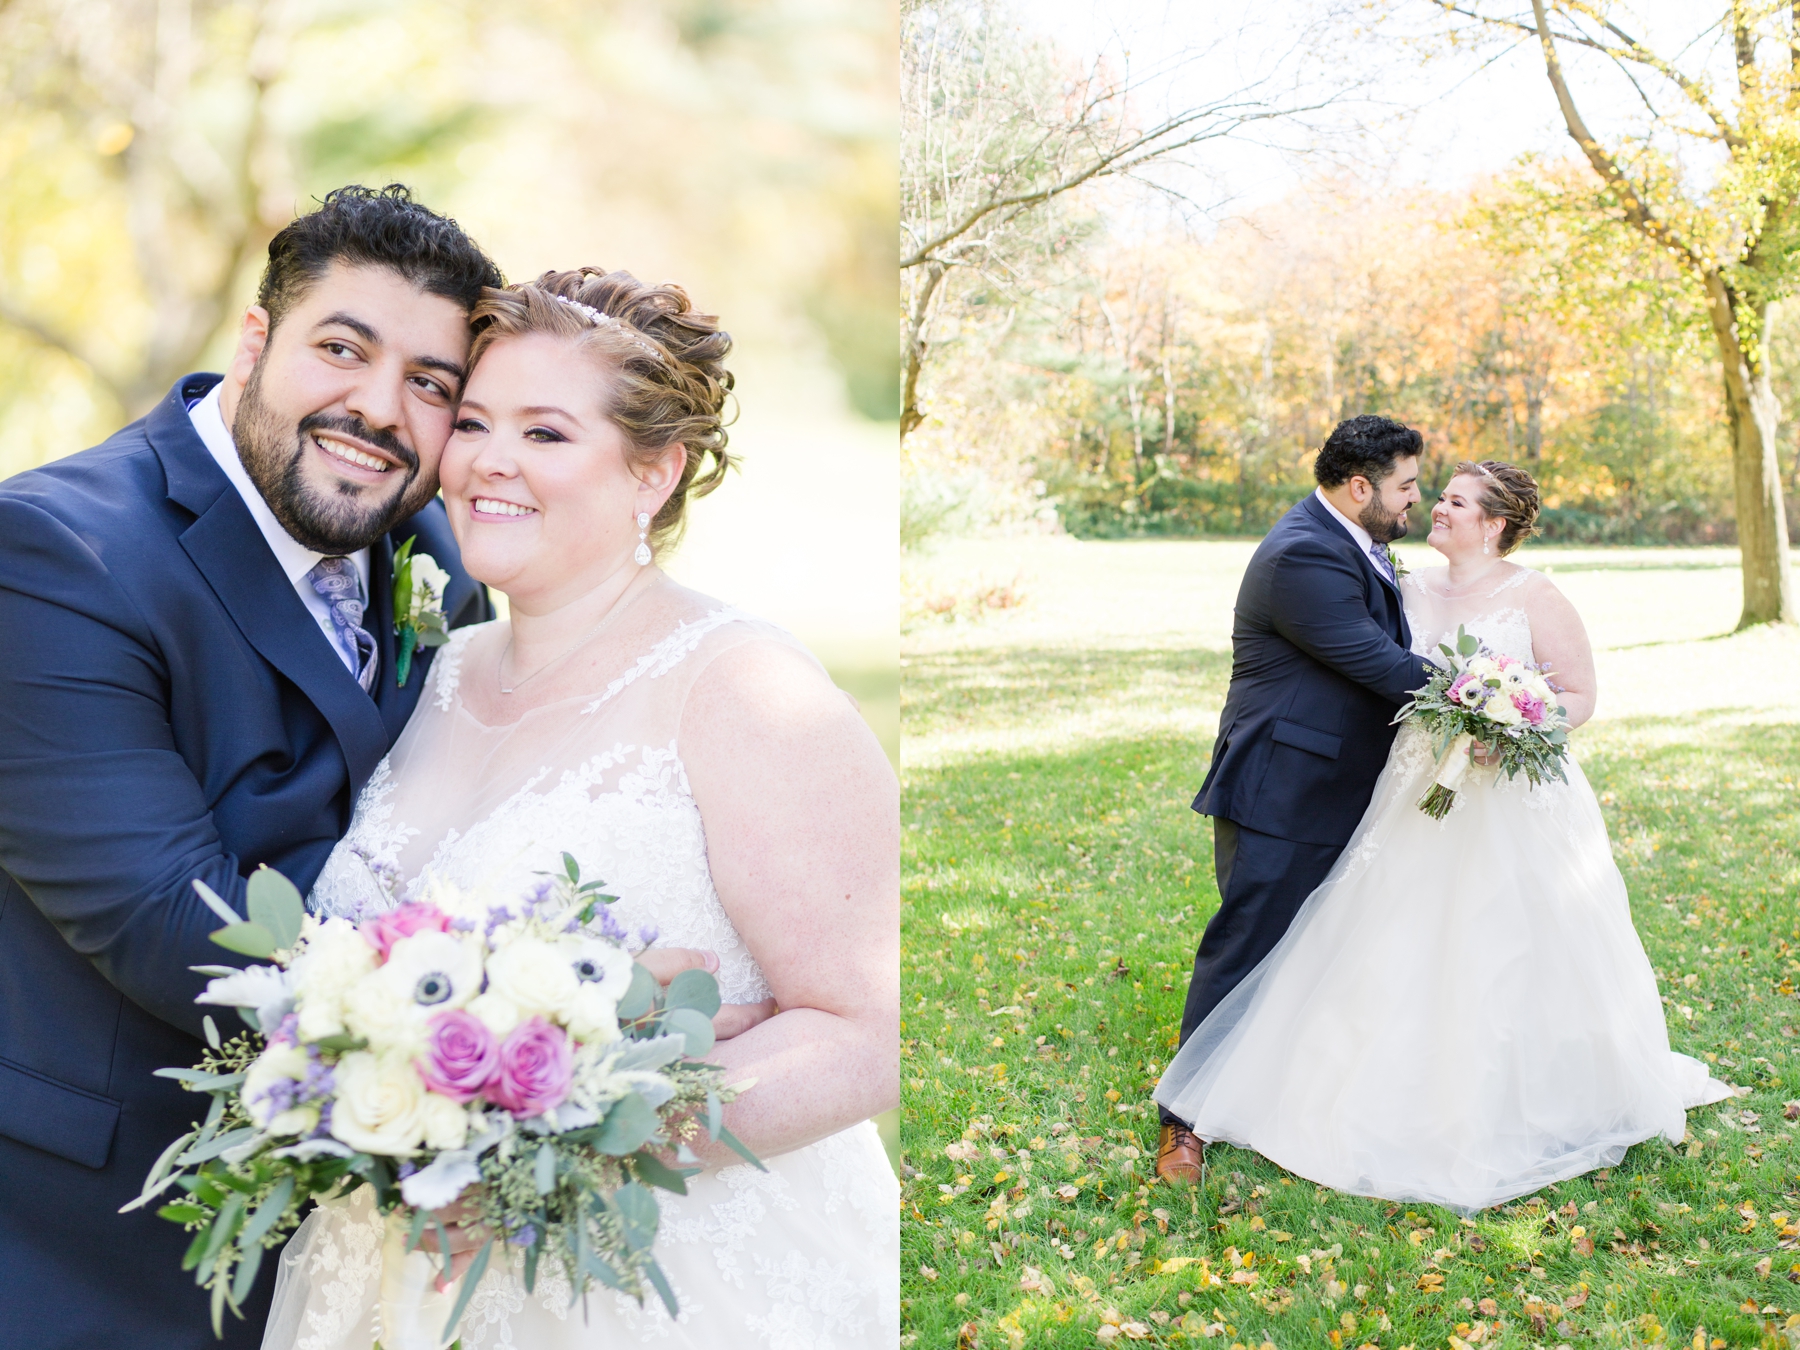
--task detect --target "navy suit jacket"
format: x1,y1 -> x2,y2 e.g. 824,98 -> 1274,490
0,374 -> 491,1349
1193,493 -> 1436,849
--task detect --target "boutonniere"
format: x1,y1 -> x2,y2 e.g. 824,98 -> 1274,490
1385,545 -> 1409,580
392,536 -> 451,686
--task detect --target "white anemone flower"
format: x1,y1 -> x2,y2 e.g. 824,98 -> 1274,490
565,937 -> 634,1003
378,930 -> 483,1012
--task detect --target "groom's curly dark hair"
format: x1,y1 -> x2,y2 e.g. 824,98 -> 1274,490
255,184 -> 503,333
1314,414 -> 1423,489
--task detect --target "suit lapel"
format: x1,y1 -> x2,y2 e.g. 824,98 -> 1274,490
150,379 -> 389,791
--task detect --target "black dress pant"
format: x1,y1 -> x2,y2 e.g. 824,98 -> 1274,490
1160,817 -> 1342,1126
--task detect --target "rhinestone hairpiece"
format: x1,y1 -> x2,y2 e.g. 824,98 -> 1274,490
549,293 -> 664,362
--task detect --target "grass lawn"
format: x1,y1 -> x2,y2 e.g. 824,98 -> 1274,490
900,537 -> 1800,1350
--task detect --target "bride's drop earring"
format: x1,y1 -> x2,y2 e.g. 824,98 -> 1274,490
1482,533 -> 1491,556
635,512 -> 653,566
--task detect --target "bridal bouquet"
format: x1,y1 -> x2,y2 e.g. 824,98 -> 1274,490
1394,625 -> 1570,819
126,860 -> 757,1346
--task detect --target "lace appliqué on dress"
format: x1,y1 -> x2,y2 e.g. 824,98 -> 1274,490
308,758 -> 414,919
581,608 -> 752,715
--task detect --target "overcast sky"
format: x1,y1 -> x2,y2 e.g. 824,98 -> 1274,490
1016,1 -> 1735,227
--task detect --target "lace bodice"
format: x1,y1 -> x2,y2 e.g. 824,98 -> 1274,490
1402,563 -> 1536,666
279,590 -> 901,1350
309,600 -> 809,1007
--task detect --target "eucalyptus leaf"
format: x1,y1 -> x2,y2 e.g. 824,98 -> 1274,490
563,852 -> 581,884
715,1125 -> 766,1172
616,964 -> 657,1021
246,867 -> 305,950
663,1007 -> 715,1058
533,1142 -> 557,1196
663,968 -> 721,1018
631,1149 -> 697,1196
179,1126 -> 259,1167
209,923 -> 276,960
230,1239 -> 264,1307
644,1257 -> 680,1317
612,1181 -> 659,1252
706,1090 -> 723,1142
592,1094 -> 658,1156
239,1175 -> 295,1248
439,1238 -> 493,1343
202,1015 -> 221,1051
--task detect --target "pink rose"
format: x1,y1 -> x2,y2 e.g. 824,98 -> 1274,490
486,1017 -> 572,1117
361,901 -> 452,962
417,1009 -> 499,1103
1513,692 -> 1546,726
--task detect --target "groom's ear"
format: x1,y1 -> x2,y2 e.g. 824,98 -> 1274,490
1347,473 -> 1374,505
220,305 -> 272,419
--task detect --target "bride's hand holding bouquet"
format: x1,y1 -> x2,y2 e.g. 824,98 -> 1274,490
1395,624 -> 1571,819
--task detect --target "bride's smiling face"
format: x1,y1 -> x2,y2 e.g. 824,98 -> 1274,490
1429,473 -> 1501,560
440,333 -> 683,606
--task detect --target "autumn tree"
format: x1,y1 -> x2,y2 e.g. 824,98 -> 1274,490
899,0 -> 1320,440
1428,0 -> 1796,625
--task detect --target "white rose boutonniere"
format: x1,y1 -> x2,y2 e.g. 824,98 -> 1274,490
392,536 -> 451,687
1385,544 -> 1408,580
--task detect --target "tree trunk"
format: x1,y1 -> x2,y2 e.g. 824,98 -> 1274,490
1702,275 -> 1798,626
900,260 -> 947,439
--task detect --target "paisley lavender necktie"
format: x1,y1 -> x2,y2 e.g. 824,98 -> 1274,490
305,557 -> 379,692
1368,542 -> 1396,585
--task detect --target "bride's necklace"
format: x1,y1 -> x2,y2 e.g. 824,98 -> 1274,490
499,571 -> 656,695
1436,559 -> 1507,599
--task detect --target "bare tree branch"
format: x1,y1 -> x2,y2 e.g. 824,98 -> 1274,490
1433,0 -> 1744,149
1526,0 -> 1704,270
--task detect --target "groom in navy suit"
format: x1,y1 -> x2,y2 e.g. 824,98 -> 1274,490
1156,415 -> 1438,1183
0,186 -> 501,1348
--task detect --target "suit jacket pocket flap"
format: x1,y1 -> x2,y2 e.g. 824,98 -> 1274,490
1271,718 -> 1342,760
0,1054 -> 120,1169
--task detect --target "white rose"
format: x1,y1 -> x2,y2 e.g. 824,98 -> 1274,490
330,1052 -> 427,1156
343,974 -> 429,1060
467,992 -> 521,1038
485,937 -> 580,1018
244,1042 -> 312,1134
1485,696 -> 1523,728
290,918 -> 378,1042
564,983 -> 621,1046
418,1092 -> 471,1151
378,931 -> 483,1012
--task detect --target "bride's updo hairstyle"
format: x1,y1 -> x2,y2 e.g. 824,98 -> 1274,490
1454,459 -> 1541,555
466,267 -> 735,552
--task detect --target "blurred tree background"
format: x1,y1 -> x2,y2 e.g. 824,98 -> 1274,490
0,0 -> 899,704
901,1 -> 1800,567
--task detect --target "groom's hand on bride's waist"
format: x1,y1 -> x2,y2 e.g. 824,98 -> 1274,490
637,946 -> 780,1041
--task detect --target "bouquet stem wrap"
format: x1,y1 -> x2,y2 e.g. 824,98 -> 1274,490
377,1211 -> 459,1350
1418,731 -> 1476,820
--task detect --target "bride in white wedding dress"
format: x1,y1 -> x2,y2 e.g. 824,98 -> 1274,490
1154,459 -> 1730,1213
262,270 -> 898,1347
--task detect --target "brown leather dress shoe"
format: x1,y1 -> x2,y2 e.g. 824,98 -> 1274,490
1156,1121 -> 1204,1185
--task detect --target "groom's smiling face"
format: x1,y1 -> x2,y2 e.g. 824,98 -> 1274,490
1358,455 -> 1422,544
220,262 -> 472,555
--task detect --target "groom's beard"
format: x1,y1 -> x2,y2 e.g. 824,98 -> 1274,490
1359,496 -> 1411,545
232,360 -> 433,555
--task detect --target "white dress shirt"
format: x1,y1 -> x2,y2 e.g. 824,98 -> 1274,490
189,385 -> 372,674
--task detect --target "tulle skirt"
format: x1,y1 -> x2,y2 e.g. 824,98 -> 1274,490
1154,724 -> 1731,1212
260,1121 -> 898,1350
